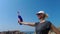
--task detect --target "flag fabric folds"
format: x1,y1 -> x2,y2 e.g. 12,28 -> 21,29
18,12 -> 23,25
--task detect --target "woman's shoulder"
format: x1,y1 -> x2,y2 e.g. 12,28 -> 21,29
45,20 -> 52,25
35,22 -> 40,25
35,22 -> 39,23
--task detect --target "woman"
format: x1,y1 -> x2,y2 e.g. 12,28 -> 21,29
18,11 -> 60,34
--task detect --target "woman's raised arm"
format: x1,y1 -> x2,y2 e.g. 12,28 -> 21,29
19,22 -> 35,27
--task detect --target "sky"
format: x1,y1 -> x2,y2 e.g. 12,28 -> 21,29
0,0 -> 60,32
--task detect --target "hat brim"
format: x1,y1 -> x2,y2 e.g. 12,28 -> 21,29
36,13 -> 48,18
36,13 -> 42,15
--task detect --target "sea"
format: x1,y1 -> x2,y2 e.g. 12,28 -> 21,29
23,31 -> 35,34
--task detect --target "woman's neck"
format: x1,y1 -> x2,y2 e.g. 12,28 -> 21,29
40,19 -> 45,23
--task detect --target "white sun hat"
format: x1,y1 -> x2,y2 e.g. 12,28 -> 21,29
37,11 -> 45,14
36,11 -> 48,18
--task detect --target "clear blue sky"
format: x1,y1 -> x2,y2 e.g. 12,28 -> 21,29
0,0 -> 60,32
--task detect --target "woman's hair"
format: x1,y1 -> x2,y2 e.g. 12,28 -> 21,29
43,14 -> 48,19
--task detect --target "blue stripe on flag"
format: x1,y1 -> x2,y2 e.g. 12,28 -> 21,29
18,15 -> 23,25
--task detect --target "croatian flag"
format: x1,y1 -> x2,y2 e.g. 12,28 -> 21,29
18,12 -> 23,25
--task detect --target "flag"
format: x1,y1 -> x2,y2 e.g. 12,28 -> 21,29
18,11 -> 23,25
